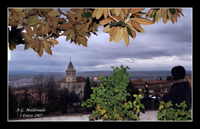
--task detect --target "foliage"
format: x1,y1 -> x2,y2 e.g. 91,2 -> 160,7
8,8 -> 184,57
157,100 -> 191,121
166,75 -> 173,81
83,77 -> 92,101
81,65 -> 145,121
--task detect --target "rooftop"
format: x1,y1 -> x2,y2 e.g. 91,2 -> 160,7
57,77 -> 86,83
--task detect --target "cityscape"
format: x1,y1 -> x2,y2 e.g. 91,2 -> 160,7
8,59 -> 192,121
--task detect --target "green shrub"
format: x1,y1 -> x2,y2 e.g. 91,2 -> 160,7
81,65 -> 145,121
157,100 -> 192,121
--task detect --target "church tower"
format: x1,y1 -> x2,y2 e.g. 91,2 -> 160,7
66,58 -> 76,82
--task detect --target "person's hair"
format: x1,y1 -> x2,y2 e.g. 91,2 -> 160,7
171,65 -> 186,80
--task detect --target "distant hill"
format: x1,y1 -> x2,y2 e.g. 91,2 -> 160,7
8,70 -> 192,82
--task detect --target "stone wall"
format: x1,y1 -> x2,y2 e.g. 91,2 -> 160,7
9,110 -> 159,121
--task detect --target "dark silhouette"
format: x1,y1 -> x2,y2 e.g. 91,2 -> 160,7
163,66 -> 191,110
83,77 -> 92,101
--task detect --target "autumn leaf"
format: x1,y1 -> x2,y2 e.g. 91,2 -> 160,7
47,10 -> 59,17
100,17 -> 113,26
25,27 -> 35,37
123,27 -> 129,47
67,10 -> 75,23
59,23 -> 71,30
131,17 -> 154,25
49,39 -> 59,44
42,40 -> 52,55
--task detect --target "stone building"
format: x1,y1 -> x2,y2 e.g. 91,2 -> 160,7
58,59 -> 86,100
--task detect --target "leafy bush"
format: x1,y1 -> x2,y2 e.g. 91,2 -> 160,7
81,65 -> 145,121
157,100 -> 191,121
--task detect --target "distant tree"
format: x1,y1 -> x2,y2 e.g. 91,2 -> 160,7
46,74 -> 58,102
58,88 -> 70,114
154,92 -> 160,109
19,88 -> 30,109
83,77 -> 92,102
61,100 -> 67,114
166,76 -> 173,81
160,77 -> 162,80
69,91 -> 79,103
9,87 -> 17,119
33,74 -> 47,102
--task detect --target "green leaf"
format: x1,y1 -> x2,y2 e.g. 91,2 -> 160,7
153,11 -> 157,22
27,15 -> 40,26
89,114 -> 94,120
82,12 -> 92,17
139,103 -> 145,109
169,9 -> 176,15
126,27 -> 133,38
136,11 -> 146,15
110,21 -> 126,27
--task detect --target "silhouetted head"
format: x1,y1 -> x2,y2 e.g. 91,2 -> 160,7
171,65 -> 186,80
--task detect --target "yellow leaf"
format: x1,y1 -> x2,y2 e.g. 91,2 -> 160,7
47,10 -> 59,17
34,40 -> 40,53
67,10 -> 75,23
122,27 -> 129,47
38,40 -> 43,57
24,41 -> 34,50
111,15 -> 123,21
66,31 -> 74,41
103,24 -> 110,33
133,94 -> 137,97
78,35 -> 87,47
44,23 -> 49,35
31,40 -> 39,49
127,22 -> 137,32
92,9 -> 98,18
62,29 -> 73,36
49,39 -> 59,45
109,27 -> 118,42
114,8 -> 122,16
75,25 -> 82,30
100,17 -> 112,26
74,9 -> 83,17
42,40 -> 52,55
130,8 -> 144,14
109,26 -> 118,36
123,9 -> 129,15
103,8 -> 108,19
95,9 -> 104,19
25,27 -> 35,37
92,22 -> 98,32
130,21 -> 145,33
131,18 -> 154,25
114,27 -> 123,42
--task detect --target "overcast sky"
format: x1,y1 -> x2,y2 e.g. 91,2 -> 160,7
8,8 -> 192,72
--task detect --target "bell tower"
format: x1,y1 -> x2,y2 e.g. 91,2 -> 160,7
66,57 -> 76,82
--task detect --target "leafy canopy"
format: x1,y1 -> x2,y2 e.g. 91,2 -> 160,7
8,8 -> 184,57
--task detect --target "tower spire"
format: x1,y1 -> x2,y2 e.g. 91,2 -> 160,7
70,57 -> 71,62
